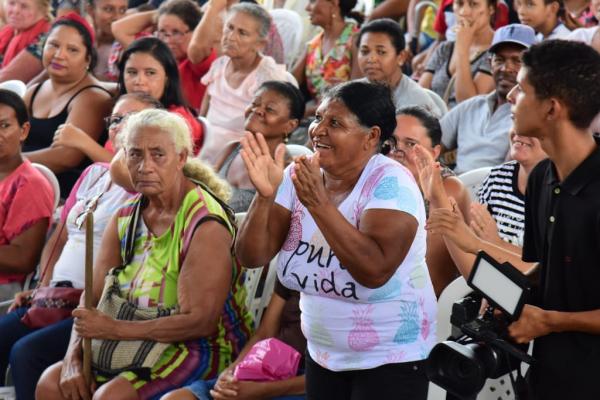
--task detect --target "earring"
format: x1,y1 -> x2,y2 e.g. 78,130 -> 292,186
284,133 -> 290,144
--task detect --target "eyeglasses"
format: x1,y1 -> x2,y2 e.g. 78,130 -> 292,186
104,114 -> 128,129
381,137 -> 418,155
154,29 -> 190,42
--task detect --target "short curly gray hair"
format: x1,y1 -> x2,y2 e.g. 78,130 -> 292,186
227,3 -> 272,39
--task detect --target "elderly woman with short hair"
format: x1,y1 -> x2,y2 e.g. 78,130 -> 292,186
236,81 -> 437,400
36,109 -> 253,400
197,2 -> 293,166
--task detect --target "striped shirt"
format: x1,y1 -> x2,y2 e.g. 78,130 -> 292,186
478,161 -> 525,246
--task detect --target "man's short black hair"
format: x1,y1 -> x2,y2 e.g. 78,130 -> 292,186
522,40 -> 600,130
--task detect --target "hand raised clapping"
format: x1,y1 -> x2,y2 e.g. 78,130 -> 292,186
240,132 -> 286,198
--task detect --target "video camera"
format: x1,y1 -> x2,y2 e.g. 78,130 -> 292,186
426,251 -> 535,399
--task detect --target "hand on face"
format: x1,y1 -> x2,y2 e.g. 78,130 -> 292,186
454,17 -> 479,50
411,144 -> 446,204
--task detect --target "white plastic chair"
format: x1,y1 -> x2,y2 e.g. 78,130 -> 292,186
253,254 -> 279,325
32,163 -> 60,210
235,212 -> 281,327
0,80 -> 26,98
270,9 -> 304,69
423,88 -> 449,117
235,212 -> 265,324
458,166 -> 493,202
0,386 -> 16,400
427,276 -> 527,400
286,144 -> 313,157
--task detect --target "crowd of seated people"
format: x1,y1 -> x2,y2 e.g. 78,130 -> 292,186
0,0 -> 599,398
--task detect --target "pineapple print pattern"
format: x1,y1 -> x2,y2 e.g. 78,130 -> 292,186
282,198 -> 305,251
373,176 -> 418,215
394,301 -> 420,345
419,297 -> 432,340
348,304 -> 380,351
368,278 -> 402,302
353,166 -> 386,225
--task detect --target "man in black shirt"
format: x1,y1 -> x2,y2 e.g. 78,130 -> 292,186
505,40 -> 600,399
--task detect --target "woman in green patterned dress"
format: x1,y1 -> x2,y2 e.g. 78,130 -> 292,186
37,109 -> 253,400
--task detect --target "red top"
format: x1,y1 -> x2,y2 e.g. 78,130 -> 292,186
169,105 -> 204,155
0,160 -> 54,284
434,0 -> 509,37
179,49 -> 217,111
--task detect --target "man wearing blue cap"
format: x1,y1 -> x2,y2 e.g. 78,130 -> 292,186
439,24 -> 537,174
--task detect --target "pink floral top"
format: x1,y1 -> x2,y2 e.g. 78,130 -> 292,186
305,20 -> 358,102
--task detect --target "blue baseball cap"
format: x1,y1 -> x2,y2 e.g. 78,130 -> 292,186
489,24 -> 538,53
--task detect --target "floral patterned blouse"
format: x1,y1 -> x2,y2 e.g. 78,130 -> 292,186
305,20 -> 358,102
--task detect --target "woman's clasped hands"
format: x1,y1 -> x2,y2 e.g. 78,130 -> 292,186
291,152 -> 329,209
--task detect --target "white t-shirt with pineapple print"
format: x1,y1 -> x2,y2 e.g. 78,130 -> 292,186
275,154 -> 438,372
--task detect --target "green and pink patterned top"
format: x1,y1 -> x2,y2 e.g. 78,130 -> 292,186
305,20 -> 359,103
113,185 -> 253,399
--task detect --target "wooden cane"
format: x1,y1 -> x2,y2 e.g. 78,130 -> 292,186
83,211 -> 94,388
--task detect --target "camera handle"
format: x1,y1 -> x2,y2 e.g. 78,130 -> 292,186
492,338 -> 535,365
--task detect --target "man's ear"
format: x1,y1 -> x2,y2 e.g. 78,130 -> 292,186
397,49 -> 408,68
546,98 -> 562,121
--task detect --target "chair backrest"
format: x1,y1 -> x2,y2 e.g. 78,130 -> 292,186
31,163 -> 60,211
0,80 -> 26,97
270,9 -> 304,69
235,211 -> 281,327
286,144 -> 313,158
429,276 -> 527,400
458,166 -> 493,202
423,88 -> 449,117
413,0 -> 439,38
253,254 -> 279,325
236,212 -> 266,325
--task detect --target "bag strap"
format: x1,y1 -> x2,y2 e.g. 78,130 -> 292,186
36,168 -> 112,288
188,178 -> 238,248
35,220 -> 67,289
112,196 -> 143,275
